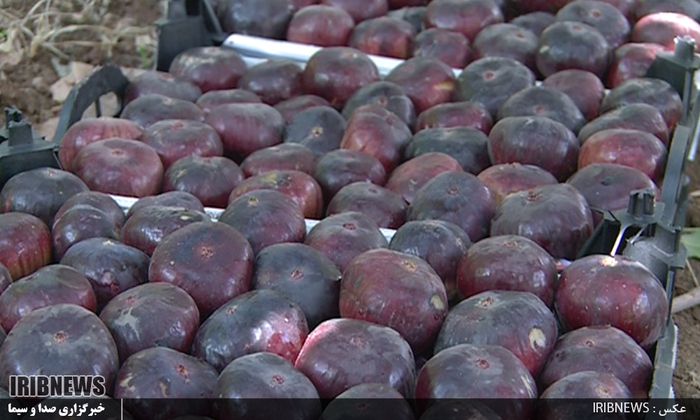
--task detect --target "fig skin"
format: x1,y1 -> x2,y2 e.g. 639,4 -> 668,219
286,5 -> 355,47
555,0 -> 631,49
424,0 -> 504,42
169,46 -> 248,93
0,263 -> 11,295
191,289 -> 309,371
60,238 -> 149,310
220,190 -> 307,255
312,149 -> 387,200
294,318 -> 416,399
340,104 -> 413,173
600,77 -> 683,131
140,119 -> 224,170
342,81 -> 416,129
237,59 -> 303,106
214,352 -> 322,420
490,183 -> 594,260
407,171 -> 496,242
389,220 -> 471,302
385,57 -> 457,115
608,43 -> 666,89
284,106 -> 347,157
302,47 -> 380,109
511,11 -> 556,36
473,23 -> 539,71
0,212 -> 53,281
457,235 -> 558,306
121,94 -> 205,128
55,191 -> 126,230
275,95 -> 332,124
385,152 -> 464,205
124,71 -> 202,105
455,57 -> 536,118
321,0 -> 388,22
327,182 -> 408,229
205,103 -> 285,161
252,243 -> 342,329
216,0 -> 294,40
477,163 -> 558,204
304,211 -> 389,273
163,156 -> 245,209
578,103 -> 669,145
99,282 -> 200,363
487,116 -> 580,182
114,347 -> 218,420
542,69 -> 605,121
404,127 -> 490,175
631,12 -> 700,52
0,304 -> 120,394
149,221 -> 254,319
241,143 -> 317,177
538,371 -> 632,420
414,343 -> 537,420
497,86 -> 587,135
412,28 -> 472,69
435,290 -> 558,377
51,205 -> 121,260
340,248 -> 448,354
0,264 -> 97,332
58,117 -> 144,172
555,254 -> 669,349
228,170 -> 324,219
348,17 -> 417,59
73,138 -> 164,198
126,191 -> 204,219
416,101 -> 493,134
121,206 -> 209,257
567,163 -> 659,226
0,167 -> 89,228
196,89 -> 262,115
579,128 -> 668,183
321,383 -> 415,420
539,325 -> 653,399
536,21 -> 612,79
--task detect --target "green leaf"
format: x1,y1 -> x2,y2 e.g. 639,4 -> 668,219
681,228 -> 700,260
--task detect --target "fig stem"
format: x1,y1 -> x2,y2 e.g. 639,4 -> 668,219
672,286 -> 700,314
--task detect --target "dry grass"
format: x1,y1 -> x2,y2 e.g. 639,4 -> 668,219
0,0 -> 162,65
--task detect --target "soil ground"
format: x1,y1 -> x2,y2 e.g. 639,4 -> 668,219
1,0 -> 699,401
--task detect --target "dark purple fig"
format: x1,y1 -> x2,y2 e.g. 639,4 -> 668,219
342,81 -> 416,129
115,347 -> 218,420
125,71 -> 202,105
169,47 -> 247,93
295,318 -> 415,399
0,265 -> 97,332
416,101 -> 493,134
196,89 -> 262,115
0,167 -> 88,227
214,352 -> 322,420
435,290 -> 558,377
51,205 -> 120,260
216,0 -> 294,39
312,150 -> 387,200
497,86 -> 587,134
490,183 -> 594,260
100,282 -> 199,363
327,182 -> 407,229
192,289 -> 308,371
404,127 -> 490,175
386,152 -> 463,205
275,95 -> 332,124
163,156 -> 244,209
0,213 -> 52,281
149,221 -> 254,318
600,77 -> 683,130
141,119 -> 224,170
477,163 -> 558,204
126,191 -> 204,219
55,191 -> 125,230
389,220 -> 471,302
60,238 -> 149,310
237,59 -> 303,105
0,304 -> 119,394
304,212 -> 389,272
121,206 -> 209,257
220,190 -> 306,254
241,143 -> 317,177
252,243 -> 342,329
412,28 -> 472,69
407,171 -> 495,242
284,106 -> 346,157
321,383 -> 415,420
457,235 -> 558,306
121,94 -> 205,128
